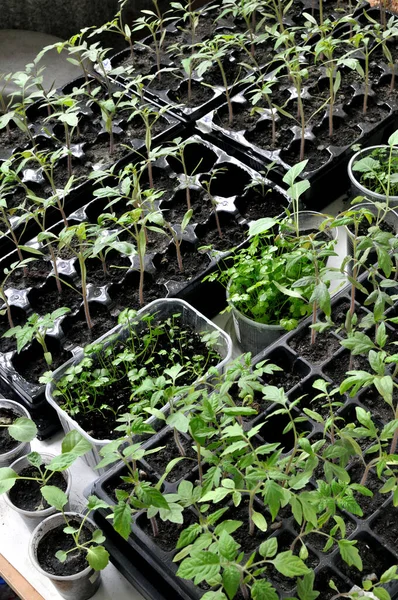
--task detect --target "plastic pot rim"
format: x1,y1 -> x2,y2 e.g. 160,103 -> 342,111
45,298 -> 232,447
29,511 -> 98,582
348,145 -> 398,203
4,452 -> 72,519
0,399 -> 32,464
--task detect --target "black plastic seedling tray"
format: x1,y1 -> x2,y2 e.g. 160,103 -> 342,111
0,132 -> 290,438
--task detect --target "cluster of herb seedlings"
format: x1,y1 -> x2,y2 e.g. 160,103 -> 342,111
47,309 -> 223,440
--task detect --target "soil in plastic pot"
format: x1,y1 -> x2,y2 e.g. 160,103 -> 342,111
0,407 -> 20,453
37,519 -> 91,575
8,466 -> 66,511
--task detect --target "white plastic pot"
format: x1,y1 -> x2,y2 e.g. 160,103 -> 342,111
29,512 -> 102,600
5,452 -> 71,529
0,399 -> 33,468
348,145 -> 398,207
228,211 -> 339,355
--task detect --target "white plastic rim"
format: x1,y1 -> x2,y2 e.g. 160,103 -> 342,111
0,399 -> 32,468
5,452 -> 72,520
348,145 -> 398,205
45,298 -> 233,470
29,512 -> 97,582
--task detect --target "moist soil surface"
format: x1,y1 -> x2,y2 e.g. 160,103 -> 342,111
37,519 -> 91,576
168,79 -> 216,108
336,535 -> 396,586
137,510 -> 197,552
371,504 -> 398,549
348,460 -> 385,518
144,432 -> 196,483
322,352 -> 369,386
12,343 -> 72,385
236,190 -> 286,221
155,246 -> 212,283
0,407 -> 21,454
267,531 -> 319,592
313,567 -> 349,600
288,328 -> 341,365
262,356 -> 308,391
358,388 -> 395,424
8,465 -> 66,511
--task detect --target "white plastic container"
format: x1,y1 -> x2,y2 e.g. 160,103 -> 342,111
5,452 -> 71,530
29,512 -> 102,600
348,145 -> 398,207
0,400 -> 33,468
46,298 -> 232,473
228,211 -> 339,355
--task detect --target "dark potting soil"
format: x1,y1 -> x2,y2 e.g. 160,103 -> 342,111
79,255 -> 132,287
267,531 -> 319,592
155,246 -> 212,283
304,513 -> 356,555
137,510 -> 197,553
12,342 -> 73,385
6,260 -> 52,290
37,518 -> 91,576
161,188 -> 211,224
27,277 -> 81,316
223,498 -> 273,554
288,329 -> 341,365
107,276 -> 164,314
371,503 -> 398,549
144,432 -> 196,483
313,567 -> 348,600
0,407 -> 20,454
0,127 -> 30,154
280,139 -> 332,172
322,352 -> 370,387
290,386 -> 334,420
358,388 -> 395,424
244,119 -> 294,153
196,218 -> 246,252
61,303 -> 117,349
8,465 -> 66,511
167,79 -> 216,108
236,189 -> 286,221
348,460 -> 386,519
0,307 -> 27,354
103,466 -> 159,504
262,358 -> 306,391
331,298 -> 368,337
336,535 -> 397,586
259,411 -> 312,453
213,98 -> 268,132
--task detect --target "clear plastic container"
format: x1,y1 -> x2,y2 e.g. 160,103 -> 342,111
0,400 -> 32,469
348,145 -> 398,208
46,298 -> 232,473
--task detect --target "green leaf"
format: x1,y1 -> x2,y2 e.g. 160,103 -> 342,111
92,529 -> 106,544
252,510 -> 268,532
61,430 -> 92,456
0,467 -> 18,494
166,412 -> 189,433
86,545 -> 109,571
337,540 -> 362,571
177,551 -> 220,584
201,592 -> 227,600
271,551 -> 310,577
380,565 -> 398,583
55,550 -> 67,563
113,502 -> 132,540
248,218 -> 277,237
273,280 -> 304,299
8,417 -> 37,443
218,530 -> 239,560
176,523 -> 202,549
222,565 -> 240,600
259,537 -> 278,558
41,486 -> 68,511
297,572 -> 320,600
373,588 -> 391,600
251,580 -> 279,600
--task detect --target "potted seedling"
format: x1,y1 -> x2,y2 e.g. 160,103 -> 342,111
3,307 -> 70,367
0,430 -> 91,525
29,493 -> 109,600
348,130 -> 398,208
0,399 -> 37,468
